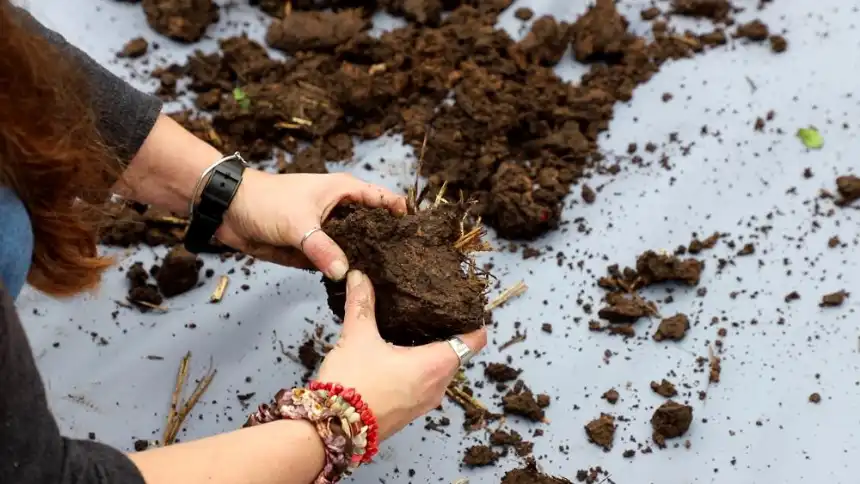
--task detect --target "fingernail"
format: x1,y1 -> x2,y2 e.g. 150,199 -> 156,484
347,270 -> 363,289
329,260 -> 348,281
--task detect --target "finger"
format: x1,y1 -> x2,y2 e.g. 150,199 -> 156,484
242,241 -> 316,270
300,226 -> 349,281
418,327 -> 488,375
341,270 -> 380,340
341,176 -> 408,215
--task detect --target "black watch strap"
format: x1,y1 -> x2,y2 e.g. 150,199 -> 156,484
184,153 -> 247,254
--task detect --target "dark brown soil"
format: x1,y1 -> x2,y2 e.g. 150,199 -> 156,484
809,393 -> 821,403
489,429 -> 522,446
142,0 -> 219,43
568,0 -> 632,63
126,262 -> 164,311
601,388 -> 619,404
650,379 -> 678,397
485,362 -> 522,382
517,16 -> 571,67
735,19 -> 769,41
635,251 -> 703,286
653,313 -> 690,342
835,175 -> 860,206
462,445 -> 499,467
265,9 -> 370,54
502,383 -> 546,422
501,459 -> 572,484
155,246 -> 202,298
671,0 -> 732,21
298,338 -> 322,370
584,413 -> 615,450
598,292 -> 654,323
651,400 -> 693,448
770,35 -> 788,53
118,37 -> 149,58
820,290 -> 849,307
322,204 -> 487,346
514,7 -> 534,21
641,7 -> 661,20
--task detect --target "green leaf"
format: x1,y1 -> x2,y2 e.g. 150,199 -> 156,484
232,87 -> 251,110
797,127 -> 823,149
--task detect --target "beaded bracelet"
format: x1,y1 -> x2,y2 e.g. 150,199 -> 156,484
244,381 -> 380,483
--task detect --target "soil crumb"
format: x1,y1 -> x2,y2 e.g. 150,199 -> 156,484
650,379 -> 678,397
485,362 -> 522,382
502,382 -> 546,422
651,400 -> 693,448
514,7 -> 534,21
155,246 -> 202,298
265,9 -> 369,54
298,338 -> 322,370
671,0 -> 732,21
569,0 -> 632,63
322,204 -> 488,346
584,413 -> 616,450
653,313 -> 690,342
462,445 -> 499,467
598,292 -> 654,323
118,37 -> 149,58
142,0 -> 219,43
601,388 -> 619,404
809,393 -> 821,404
770,35 -> 788,53
636,251 -> 703,286
501,458 -> 572,484
735,19 -> 769,41
835,175 -> 860,206
517,16 -> 571,67
820,290 -> 849,307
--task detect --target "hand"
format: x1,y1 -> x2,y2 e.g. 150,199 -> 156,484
216,170 -> 407,280
318,270 -> 487,440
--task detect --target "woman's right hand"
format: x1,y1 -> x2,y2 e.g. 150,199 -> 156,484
318,270 -> 488,440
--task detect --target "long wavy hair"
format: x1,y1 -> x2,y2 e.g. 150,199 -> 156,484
0,1 -> 114,296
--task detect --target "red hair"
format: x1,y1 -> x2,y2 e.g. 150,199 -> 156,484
0,1 -> 114,296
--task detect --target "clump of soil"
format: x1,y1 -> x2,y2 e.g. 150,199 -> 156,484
485,362 -> 522,382
598,292 -> 654,323
126,262 -> 164,311
155,246 -> 203,298
517,16 -> 571,66
653,313 -> 690,342
820,290 -> 849,307
265,9 -> 370,54
651,379 -> 678,397
770,35 -> 788,53
584,413 -> 616,450
322,204 -> 488,346
462,445 -> 499,467
568,0 -> 633,63
651,400 -> 693,448
501,458 -> 572,484
142,0 -> 219,43
601,388 -> 619,404
514,7 -> 534,21
671,0 -> 732,21
709,354 -> 722,383
502,381 -> 546,422
734,19 -> 769,41
298,338 -> 322,370
635,251 -> 703,286
118,37 -> 149,58
835,175 -> 860,206
809,393 -> 821,404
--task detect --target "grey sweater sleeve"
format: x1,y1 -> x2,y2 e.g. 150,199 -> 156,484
15,7 -> 163,164
0,282 -> 146,484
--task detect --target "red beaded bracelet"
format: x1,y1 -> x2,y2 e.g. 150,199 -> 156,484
308,381 -> 380,463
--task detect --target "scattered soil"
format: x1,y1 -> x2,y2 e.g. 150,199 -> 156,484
490,429 -> 522,446
501,458 -> 572,484
155,246 -> 202,298
640,7 -> 661,20
581,184 -> 596,204
142,0 -> 219,43
651,400 -> 693,448
126,262 -> 164,311
584,413 -> 616,450
770,35 -> 788,53
322,204 -> 488,346
518,16 -> 571,67
265,9 -> 370,54
709,354 -> 722,383
462,445 -> 499,467
514,7 -> 534,21
486,362 -> 522,382
297,338 -> 322,370
735,19 -> 769,41
671,0 -> 732,22
835,175 -> 860,206
809,393 -> 821,404
502,382 -> 546,422
118,37 -> 149,58
650,379 -> 678,397
653,313 -> 690,342
820,290 -> 848,307
635,251 -> 703,286
601,388 -> 619,404
598,292 -> 654,323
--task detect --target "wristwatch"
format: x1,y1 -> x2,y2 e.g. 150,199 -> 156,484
184,152 -> 248,254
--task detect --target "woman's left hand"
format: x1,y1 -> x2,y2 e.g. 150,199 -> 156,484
215,169 -> 407,280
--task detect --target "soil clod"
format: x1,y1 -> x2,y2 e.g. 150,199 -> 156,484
584,413 -> 616,450
156,246 -> 203,298
142,0 -> 219,43
651,400 -> 693,448
650,379 -> 678,397
653,313 -> 690,342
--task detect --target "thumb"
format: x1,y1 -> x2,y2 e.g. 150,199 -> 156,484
341,270 -> 381,340
301,225 -> 349,281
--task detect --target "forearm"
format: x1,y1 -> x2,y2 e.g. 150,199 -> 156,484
114,114 -> 222,216
128,420 -> 325,484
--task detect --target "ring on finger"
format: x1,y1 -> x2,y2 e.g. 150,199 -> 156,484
299,227 -> 322,253
447,336 -> 473,367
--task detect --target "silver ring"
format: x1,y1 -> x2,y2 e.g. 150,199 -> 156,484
447,336 -> 473,367
299,227 -> 322,253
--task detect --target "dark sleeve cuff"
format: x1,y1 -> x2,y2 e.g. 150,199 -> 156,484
14,7 -> 163,164
62,439 -> 147,484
